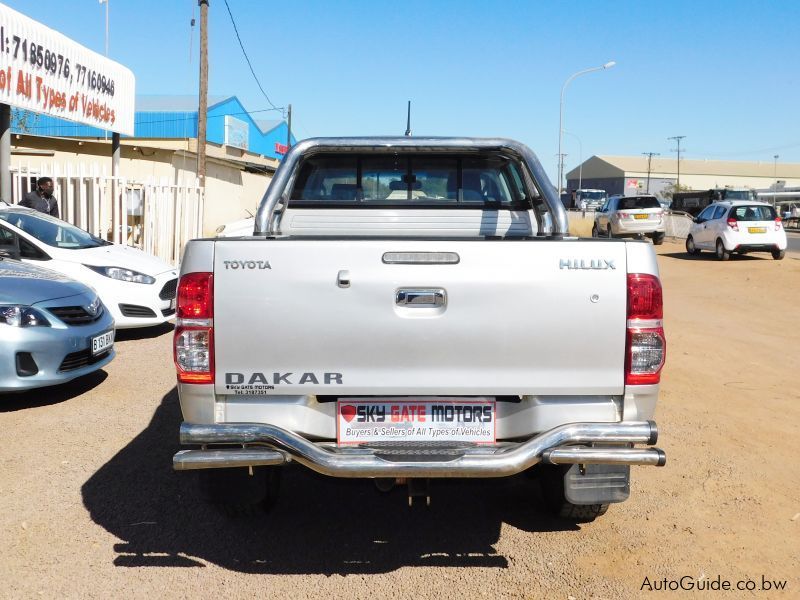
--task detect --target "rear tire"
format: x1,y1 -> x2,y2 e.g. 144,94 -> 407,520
715,239 -> 731,261
772,249 -> 785,260
199,466 -> 281,517
540,465 -> 609,523
606,224 -> 614,238
652,232 -> 665,246
686,235 -> 701,255
591,224 -> 599,238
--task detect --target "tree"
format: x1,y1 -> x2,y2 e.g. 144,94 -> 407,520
658,182 -> 690,201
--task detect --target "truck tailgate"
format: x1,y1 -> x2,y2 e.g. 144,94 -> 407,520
213,239 -> 627,396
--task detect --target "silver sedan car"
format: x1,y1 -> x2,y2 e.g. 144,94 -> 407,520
592,195 -> 666,244
0,256 -> 115,392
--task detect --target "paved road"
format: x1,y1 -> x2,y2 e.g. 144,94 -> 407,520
786,230 -> 800,253
2,241 -> 799,598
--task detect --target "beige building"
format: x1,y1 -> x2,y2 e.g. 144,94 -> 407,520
566,156 -> 800,198
8,133 -> 278,237
4,133 -> 280,265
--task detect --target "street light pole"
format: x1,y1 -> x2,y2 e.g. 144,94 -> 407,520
563,130 -> 583,191
558,61 -> 615,198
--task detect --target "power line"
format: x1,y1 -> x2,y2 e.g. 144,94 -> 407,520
223,0 -> 284,114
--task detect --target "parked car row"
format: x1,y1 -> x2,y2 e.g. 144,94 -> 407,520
588,195 -> 788,261
1,204 -> 177,393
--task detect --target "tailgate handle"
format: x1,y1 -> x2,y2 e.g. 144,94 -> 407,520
396,288 -> 446,307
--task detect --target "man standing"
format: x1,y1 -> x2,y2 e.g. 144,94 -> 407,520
20,177 -> 59,218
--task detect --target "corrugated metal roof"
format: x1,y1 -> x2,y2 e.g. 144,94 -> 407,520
254,119 -> 282,134
135,95 -> 228,112
588,155 -> 800,178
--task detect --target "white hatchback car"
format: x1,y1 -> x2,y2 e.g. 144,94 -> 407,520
685,201 -> 787,261
592,195 -> 665,244
0,205 -> 179,328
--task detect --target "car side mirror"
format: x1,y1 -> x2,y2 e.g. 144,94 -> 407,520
694,217 -> 703,224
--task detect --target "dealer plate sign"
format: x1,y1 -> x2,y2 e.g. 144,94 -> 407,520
337,398 -> 496,445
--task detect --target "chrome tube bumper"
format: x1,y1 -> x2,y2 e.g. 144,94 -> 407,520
174,420 -> 665,477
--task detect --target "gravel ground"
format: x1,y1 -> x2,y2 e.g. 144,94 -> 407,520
2,240 -> 798,599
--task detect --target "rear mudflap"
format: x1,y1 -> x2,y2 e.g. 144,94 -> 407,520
564,464 -> 630,505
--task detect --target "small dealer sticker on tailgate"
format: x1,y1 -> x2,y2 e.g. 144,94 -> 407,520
336,399 -> 496,445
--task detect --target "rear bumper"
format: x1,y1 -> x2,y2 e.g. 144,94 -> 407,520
731,243 -> 783,253
173,420 -> 665,478
722,230 -> 787,252
613,221 -> 665,235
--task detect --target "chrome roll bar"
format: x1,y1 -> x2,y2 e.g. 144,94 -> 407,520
253,137 -> 569,236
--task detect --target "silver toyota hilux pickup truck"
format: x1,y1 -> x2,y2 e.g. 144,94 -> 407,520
172,137 -> 666,521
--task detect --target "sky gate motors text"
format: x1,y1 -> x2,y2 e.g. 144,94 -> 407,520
351,404 -> 493,423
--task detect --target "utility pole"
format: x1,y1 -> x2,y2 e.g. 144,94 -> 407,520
642,152 -> 660,193
405,100 -> 412,136
286,104 -> 292,149
667,136 -> 686,191
0,104 -> 10,203
556,153 -> 568,203
197,0 -> 209,186
773,154 -> 779,202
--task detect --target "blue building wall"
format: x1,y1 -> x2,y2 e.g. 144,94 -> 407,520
206,97 -> 294,158
11,95 -> 293,160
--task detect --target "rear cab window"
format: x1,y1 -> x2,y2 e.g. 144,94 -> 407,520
618,196 -> 660,210
728,205 -> 776,221
289,153 -> 532,210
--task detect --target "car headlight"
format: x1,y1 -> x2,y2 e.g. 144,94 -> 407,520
85,265 -> 156,284
0,305 -> 51,327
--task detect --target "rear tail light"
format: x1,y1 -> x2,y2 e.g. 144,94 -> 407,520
174,272 -> 214,384
625,274 -> 665,385
775,217 -> 782,231
618,212 -> 629,219
727,218 -> 739,231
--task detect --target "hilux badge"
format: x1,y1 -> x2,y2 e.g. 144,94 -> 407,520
559,258 -> 616,270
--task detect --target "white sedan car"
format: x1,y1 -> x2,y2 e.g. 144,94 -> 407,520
685,201 -> 787,261
592,195 -> 665,244
215,216 -> 255,237
0,205 -> 178,328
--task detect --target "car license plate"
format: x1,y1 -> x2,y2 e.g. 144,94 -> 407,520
748,227 -> 766,233
634,214 -> 649,220
337,398 -> 496,445
90,330 -> 114,356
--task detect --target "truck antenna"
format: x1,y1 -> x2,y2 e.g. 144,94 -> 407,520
405,100 -> 412,136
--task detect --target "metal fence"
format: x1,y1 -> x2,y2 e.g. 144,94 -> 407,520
8,162 -> 204,265
663,213 -> 693,239
566,208 -> 694,240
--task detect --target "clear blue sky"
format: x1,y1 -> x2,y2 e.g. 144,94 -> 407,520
4,0 -> 799,184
